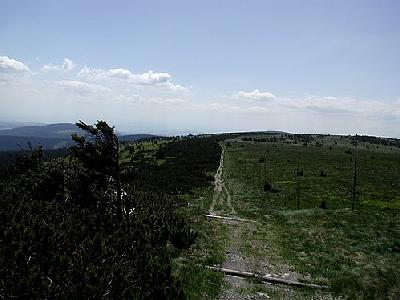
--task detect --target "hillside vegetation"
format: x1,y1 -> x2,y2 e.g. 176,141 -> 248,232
0,121 -> 221,299
210,133 -> 400,299
1,127 -> 399,299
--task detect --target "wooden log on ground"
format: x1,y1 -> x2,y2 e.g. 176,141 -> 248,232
206,266 -> 329,290
206,214 -> 257,223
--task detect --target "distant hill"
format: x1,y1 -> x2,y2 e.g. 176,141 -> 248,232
0,123 -> 158,151
0,123 -> 82,138
0,121 -> 45,130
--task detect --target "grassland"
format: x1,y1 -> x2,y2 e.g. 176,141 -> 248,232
173,187 -> 228,299
118,133 -> 400,299
219,134 -> 400,299
225,135 -> 400,211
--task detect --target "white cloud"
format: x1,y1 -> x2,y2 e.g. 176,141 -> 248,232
245,105 -> 271,113
116,94 -> 188,105
204,90 -> 400,121
234,89 -> 276,101
78,67 -> 186,91
229,89 -> 400,118
0,56 -> 31,73
62,58 -> 75,71
196,102 -> 271,114
2,53 -> 400,137
280,94 -> 396,117
42,58 -> 76,72
197,102 -> 241,112
57,80 -> 111,95
144,97 -> 188,105
0,55 -> 189,108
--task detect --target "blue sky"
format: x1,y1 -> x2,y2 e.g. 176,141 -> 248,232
1,0 -> 400,136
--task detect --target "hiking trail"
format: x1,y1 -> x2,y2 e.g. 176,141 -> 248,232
207,144 -> 330,299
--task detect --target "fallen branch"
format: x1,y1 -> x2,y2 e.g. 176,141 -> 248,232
206,266 -> 329,290
206,214 -> 257,223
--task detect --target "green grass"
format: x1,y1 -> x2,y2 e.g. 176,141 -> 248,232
239,280 -> 329,299
274,209 -> 400,298
172,187 -> 228,299
119,137 -> 226,298
119,139 -> 170,164
224,138 -> 400,211
222,137 -> 400,299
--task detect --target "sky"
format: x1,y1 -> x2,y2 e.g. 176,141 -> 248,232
1,0 -> 400,136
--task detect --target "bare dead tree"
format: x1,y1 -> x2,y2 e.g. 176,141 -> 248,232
352,134 -> 358,211
264,154 -> 267,185
297,160 -> 300,209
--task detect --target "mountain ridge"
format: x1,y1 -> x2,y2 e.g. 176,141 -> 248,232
0,123 -> 158,151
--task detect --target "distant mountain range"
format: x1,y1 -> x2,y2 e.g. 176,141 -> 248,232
0,123 -> 157,151
0,121 -> 45,130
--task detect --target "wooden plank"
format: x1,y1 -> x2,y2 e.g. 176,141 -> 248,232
206,266 -> 329,290
206,214 -> 257,223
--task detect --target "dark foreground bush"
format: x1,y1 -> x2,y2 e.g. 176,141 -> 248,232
0,122 -> 211,299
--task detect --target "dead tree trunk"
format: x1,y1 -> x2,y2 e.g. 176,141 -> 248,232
206,266 -> 329,289
297,160 -> 300,209
352,134 -> 358,211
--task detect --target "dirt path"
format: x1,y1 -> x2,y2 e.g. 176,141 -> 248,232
209,145 -> 235,216
210,145 -> 270,299
209,145 -> 325,299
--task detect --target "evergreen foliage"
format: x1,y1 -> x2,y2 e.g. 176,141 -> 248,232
0,121 -> 221,299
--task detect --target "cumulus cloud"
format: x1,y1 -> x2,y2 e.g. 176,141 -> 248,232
63,58 -> 75,71
0,54 -> 189,110
206,90 -> 400,120
57,80 -> 111,95
42,58 -> 76,72
78,67 -> 186,91
0,56 -> 31,73
280,94 -> 395,117
234,89 -> 276,101
3,53 -> 400,137
230,88 -> 399,117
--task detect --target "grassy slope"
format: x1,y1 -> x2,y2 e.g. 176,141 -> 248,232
123,135 -> 400,299
222,136 -> 400,299
120,137 -> 227,299
173,187 -> 228,299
